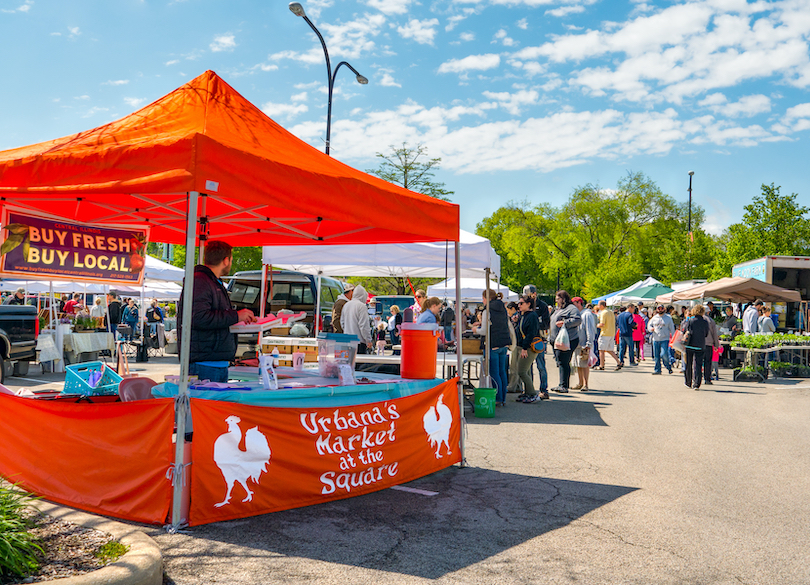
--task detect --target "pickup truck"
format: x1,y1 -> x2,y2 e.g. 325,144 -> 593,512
0,305 -> 37,384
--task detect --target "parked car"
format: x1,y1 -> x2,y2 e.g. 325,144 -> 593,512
0,304 -> 38,383
227,270 -> 345,356
371,295 -> 414,319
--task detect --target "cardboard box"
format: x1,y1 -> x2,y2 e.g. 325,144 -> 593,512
461,337 -> 482,355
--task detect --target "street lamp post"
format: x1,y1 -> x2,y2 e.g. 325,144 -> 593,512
289,2 -> 368,156
687,171 -> 694,235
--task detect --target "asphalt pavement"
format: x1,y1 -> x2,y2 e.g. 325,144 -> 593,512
8,354 -> 810,584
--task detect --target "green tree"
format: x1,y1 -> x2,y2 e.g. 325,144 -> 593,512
712,183 -> 810,277
477,171 -> 719,299
169,245 -> 262,274
367,142 -> 454,201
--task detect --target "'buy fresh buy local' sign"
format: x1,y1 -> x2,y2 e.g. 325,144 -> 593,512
0,211 -> 149,285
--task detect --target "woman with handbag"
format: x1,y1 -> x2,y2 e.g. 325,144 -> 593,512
684,304 -> 710,389
515,295 -> 545,403
548,290 -> 582,393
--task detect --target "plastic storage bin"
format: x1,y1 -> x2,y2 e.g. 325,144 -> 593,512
317,332 -> 359,377
62,361 -> 123,396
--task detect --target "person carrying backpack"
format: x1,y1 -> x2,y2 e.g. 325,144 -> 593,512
523,284 -> 549,397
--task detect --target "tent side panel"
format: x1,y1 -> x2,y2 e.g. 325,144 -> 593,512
0,395 -> 175,525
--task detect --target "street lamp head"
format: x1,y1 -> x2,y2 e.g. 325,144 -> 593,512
356,74 -> 368,85
289,2 -> 306,17
688,171 -> 695,176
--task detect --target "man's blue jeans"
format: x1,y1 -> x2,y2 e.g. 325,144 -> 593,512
619,335 -> 635,364
534,348 -> 548,391
652,340 -> 670,373
489,346 -> 509,404
443,325 -> 454,343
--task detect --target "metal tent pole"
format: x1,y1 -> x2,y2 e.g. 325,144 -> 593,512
315,272 -> 322,335
455,242 -> 466,467
483,267 -> 491,388
170,191 -> 199,531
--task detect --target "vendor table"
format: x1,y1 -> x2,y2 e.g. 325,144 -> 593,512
152,367 -> 445,408
63,332 -> 114,364
729,344 -> 810,381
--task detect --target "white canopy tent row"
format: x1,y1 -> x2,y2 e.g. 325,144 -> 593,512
263,229 -> 503,386
427,277 -> 519,302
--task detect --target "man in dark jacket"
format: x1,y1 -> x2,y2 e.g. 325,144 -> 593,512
523,284 -> 549,395
439,302 -> 455,343
178,241 -> 256,383
107,292 -> 123,332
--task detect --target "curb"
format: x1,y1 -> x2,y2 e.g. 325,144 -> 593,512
29,500 -> 163,585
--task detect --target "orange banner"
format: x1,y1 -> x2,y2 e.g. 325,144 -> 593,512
189,379 -> 461,525
0,394 -> 175,524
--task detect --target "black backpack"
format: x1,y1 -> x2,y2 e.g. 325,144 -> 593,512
535,299 -> 550,331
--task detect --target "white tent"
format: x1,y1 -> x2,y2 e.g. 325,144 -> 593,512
145,255 -> 185,283
427,278 -> 519,302
263,229 -> 499,279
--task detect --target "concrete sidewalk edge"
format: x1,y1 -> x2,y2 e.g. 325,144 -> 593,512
30,499 -> 163,585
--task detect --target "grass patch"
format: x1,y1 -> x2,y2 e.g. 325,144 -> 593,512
94,540 -> 129,564
0,483 -> 43,582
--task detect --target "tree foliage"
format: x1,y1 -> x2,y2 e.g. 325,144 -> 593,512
712,183 -> 810,278
477,171 -> 717,299
367,142 -> 454,201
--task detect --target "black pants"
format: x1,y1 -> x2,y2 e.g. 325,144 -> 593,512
703,347 -> 714,382
554,337 -> 579,389
685,348 -> 704,388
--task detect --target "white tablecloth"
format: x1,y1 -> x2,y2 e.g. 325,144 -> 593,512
63,332 -> 114,354
36,334 -> 62,363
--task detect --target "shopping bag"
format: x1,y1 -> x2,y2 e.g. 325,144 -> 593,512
670,330 -> 685,354
588,348 -> 598,367
554,326 -> 570,351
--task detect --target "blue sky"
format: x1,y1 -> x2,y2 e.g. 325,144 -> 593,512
2,0 -> 809,236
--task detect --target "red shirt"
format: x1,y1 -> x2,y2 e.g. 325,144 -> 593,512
63,300 -> 81,314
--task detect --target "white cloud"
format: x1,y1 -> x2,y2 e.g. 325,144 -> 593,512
2,0 -> 32,13
459,32 -> 475,42
165,59 -> 179,66
82,106 -> 110,118
123,97 -> 146,108
261,101 -> 308,120
376,68 -> 401,87
397,18 -> 440,45
74,95 -> 90,100
482,88 -> 539,115
773,102 -> 810,133
210,34 -> 236,52
67,26 -> 80,39
445,8 -> 477,32
510,1 -> 810,106
516,18 -> 528,30
545,5 -> 585,17
273,14 -> 386,63
698,93 -> 772,117
303,0 -> 333,18
438,53 -> 501,74
493,29 -> 516,47
291,92 -> 308,102
102,79 -> 129,86
365,0 -> 414,15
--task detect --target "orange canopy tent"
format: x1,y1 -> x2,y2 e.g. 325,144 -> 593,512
0,70 -> 458,246
0,71 -> 465,530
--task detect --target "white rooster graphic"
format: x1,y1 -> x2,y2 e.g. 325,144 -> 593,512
213,415 -> 272,508
422,394 -> 453,459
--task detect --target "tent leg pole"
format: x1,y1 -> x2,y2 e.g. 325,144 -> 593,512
455,241 -> 466,468
315,272 -> 322,336
170,191 -> 199,532
484,267 -> 491,387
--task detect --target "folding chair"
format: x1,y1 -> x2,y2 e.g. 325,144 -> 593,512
118,377 -> 157,401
